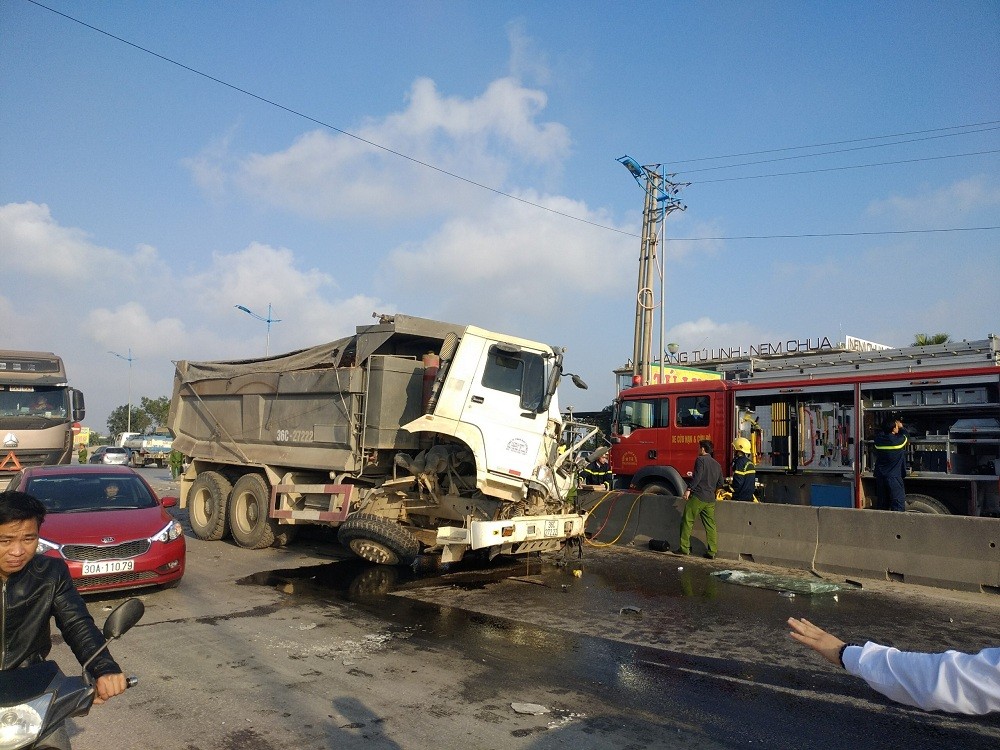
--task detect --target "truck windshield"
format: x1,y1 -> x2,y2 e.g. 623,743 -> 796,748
482,346 -> 547,412
616,397 -> 667,430
0,387 -> 68,421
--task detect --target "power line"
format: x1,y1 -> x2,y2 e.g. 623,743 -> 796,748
668,226 -> 1000,242
24,1 -> 1000,245
25,0 -> 636,238
678,125 -> 1000,174
690,149 -> 1000,185
670,120 -> 1000,166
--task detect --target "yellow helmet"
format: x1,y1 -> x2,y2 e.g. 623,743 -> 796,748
732,437 -> 752,454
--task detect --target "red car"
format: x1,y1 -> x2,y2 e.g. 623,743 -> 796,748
5,465 -> 185,593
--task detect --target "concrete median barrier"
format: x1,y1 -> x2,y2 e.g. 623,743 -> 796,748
716,502 -> 820,569
582,490 -> 684,548
815,508 -> 1000,593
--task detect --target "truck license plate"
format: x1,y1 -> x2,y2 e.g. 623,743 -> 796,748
544,520 -> 559,537
82,560 -> 134,576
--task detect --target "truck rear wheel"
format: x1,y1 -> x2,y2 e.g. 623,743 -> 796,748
229,473 -> 283,549
188,471 -> 232,541
905,494 -> 951,515
338,514 -> 420,566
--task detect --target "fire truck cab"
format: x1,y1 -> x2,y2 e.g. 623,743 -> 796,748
610,337 -> 1000,516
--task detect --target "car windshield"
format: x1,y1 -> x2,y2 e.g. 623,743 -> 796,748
26,473 -> 159,512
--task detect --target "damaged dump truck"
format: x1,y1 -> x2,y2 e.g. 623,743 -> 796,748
168,313 -> 595,565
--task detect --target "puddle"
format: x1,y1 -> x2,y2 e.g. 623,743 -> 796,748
237,555 -> 545,602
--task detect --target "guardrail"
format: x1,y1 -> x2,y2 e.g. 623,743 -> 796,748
582,491 -> 1000,594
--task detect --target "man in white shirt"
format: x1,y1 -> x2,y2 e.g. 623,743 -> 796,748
788,617 -> 1000,714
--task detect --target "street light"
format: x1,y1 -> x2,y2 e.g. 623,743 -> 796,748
108,348 -> 134,434
235,303 -> 282,356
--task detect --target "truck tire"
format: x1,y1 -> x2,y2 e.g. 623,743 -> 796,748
188,471 -> 232,541
905,494 -> 951,515
229,473 -> 283,550
337,514 -> 420,566
641,483 -> 670,495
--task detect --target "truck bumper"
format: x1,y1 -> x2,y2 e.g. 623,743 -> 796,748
436,513 -> 588,553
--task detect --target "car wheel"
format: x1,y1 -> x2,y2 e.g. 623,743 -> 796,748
337,514 -> 420,566
187,471 -> 232,541
228,473 -> 283,549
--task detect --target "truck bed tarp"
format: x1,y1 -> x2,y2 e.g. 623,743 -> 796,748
174,314 -> 468,385
175,337 -> 355,384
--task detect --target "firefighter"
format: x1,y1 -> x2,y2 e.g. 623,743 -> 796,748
874,415 -> 908,512
730,437 -> 756,501
580,451 -> 613,489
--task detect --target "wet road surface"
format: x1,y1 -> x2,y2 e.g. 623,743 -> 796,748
61,467 -> 999,749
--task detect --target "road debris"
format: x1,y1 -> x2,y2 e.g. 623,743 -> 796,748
511,702 -> 550,715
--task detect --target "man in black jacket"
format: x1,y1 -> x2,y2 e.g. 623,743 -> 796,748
0,491 -> 127,747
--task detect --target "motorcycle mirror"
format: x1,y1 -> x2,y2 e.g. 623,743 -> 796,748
103,598 -> 145,640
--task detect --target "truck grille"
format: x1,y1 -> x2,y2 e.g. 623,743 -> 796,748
62,540 -> 151,561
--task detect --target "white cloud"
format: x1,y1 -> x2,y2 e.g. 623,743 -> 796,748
506,20 -> 551,85
866,175 -> 1000,224
0,202 -> 118,279
193,75 -> 571,221
379,191 -> 633,328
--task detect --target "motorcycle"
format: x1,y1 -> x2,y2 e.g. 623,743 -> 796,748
0,598 -> 144,750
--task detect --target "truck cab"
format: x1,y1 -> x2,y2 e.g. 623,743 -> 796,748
610,380 -> 728,496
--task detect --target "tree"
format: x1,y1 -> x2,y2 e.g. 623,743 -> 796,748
141,396 -> 171,430
107,404 -> 151,438
912,333 -> 951,347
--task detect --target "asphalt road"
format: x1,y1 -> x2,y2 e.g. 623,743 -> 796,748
46,467 -> 1000,750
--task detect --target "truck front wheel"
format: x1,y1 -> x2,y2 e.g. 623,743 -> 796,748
338,514 -> 420,566
188,471 -> 232,541
229,473 -> 283,549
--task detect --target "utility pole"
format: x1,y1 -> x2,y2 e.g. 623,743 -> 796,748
617,156 -> 688,385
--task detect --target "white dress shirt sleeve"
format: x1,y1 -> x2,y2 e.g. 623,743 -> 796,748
841,642 -> 1000,714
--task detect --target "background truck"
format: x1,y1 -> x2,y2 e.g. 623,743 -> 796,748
0,350 -> 86,475
168,313 -> 594,564
122,433 -> 173,467
610,336 -> 1000,516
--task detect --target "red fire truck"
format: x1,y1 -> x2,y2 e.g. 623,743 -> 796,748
609,337 -> 1000,516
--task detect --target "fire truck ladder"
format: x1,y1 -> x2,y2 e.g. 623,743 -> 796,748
729,336 -> 999,383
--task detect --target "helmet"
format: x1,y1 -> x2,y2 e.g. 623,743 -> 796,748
732,437 -> 752,454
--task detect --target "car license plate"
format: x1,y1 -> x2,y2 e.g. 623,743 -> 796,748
82,560 -> 135,576
544,519 -> 559,537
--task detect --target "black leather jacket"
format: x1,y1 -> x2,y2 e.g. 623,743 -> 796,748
1,555 -> 121,677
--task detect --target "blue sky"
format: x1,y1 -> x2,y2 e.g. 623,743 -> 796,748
2,0 -> 998,432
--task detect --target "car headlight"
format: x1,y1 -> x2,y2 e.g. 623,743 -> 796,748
0,693 -> 51,749
152,519 -> 184,543
36,538 -> 60,554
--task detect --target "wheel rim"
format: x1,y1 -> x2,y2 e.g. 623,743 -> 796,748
233,492 -> 259,535
348,538 -> 399,565
191,489 -> 210,526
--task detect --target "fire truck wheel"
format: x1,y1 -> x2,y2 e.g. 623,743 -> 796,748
338,514 -> 420,566
188,471 -> 232,541
904,494 -> 951,515
640,482 -> 675,497
229,473 -> 284,549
